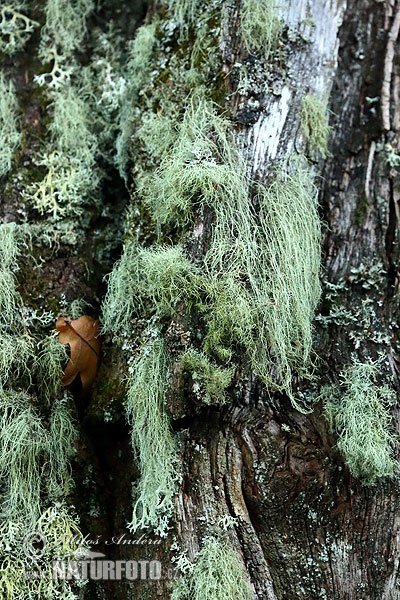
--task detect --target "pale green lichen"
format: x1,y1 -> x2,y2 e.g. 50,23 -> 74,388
0,503 -> 85,599
140,95 -> 249,229
0,332 -> 33,388
252,166 -> 321,399
0,73 -> 21,177
25,83 -> 99,217
34,335 -> 69,405
181,348 -> 234,405
168,0 -> 204,30
46,396 -> 78,499
116,21 -> 158,178
322,359 -> 398,485
172,537 -> 253,600
49,84 -> 97,156
0,226 -> 81,595
300,94 -> 331,158
125,338 -> 180,537
240,0 -> 282,61
143,98 -> 321,401
0,3 -> 38,55
0,223 -> 24,329
0,390 -> 78,522
0,391 -> 48,522
25,150 -> 96,217
102,244 -> 200,334
40,0 -> 94,56
105,99 -> 321,406
35,0 -> 94,90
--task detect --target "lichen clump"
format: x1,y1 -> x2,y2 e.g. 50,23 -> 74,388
125,338 -> 180,537
172,537 -> 253,600
101,0 -> 323,543
26,84 -> 99,218
0,73 -> 21,178
322,359 -> 398,485
103,98 -> 321,404
181,348 -> 234,405
0,222 -> 83,599
300,94 -> 331,158
0,3 -> 38,55
240,0 -> 283,60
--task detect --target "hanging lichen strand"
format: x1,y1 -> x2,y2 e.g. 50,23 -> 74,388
125,338 -> 180,536
0,72 -> 21,178
300,94 -> 331,158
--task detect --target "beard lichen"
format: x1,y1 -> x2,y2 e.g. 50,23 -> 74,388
239,0 -> 283,60
103,96 -> 321,407
300,94 -> 331,158
171,536 -> 253,600
100,0 -> 322,544
321,359 -> 398,485
0,73 -> 21,178
0,222 -> 82,599
125,337 -> 180,537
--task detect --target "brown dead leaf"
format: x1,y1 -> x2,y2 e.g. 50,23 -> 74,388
56,315 -> 101,394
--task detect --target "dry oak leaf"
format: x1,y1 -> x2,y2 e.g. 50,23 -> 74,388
56,315 -> 101,393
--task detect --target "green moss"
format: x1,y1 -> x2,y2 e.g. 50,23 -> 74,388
0,72 -> 21,178
181,348 -> 234,405
125,338 -> 180,537
172,537 -> 253,600
300,94 -> 331,158
240,0 -> 282,60
322,359 -> 398,485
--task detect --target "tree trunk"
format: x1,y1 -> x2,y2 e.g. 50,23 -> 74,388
1,1 -> 400,599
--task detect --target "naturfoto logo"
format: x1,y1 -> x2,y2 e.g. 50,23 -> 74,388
23,531 -> 162,582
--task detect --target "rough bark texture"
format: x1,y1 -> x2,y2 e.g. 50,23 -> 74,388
2,0 -> 400,599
